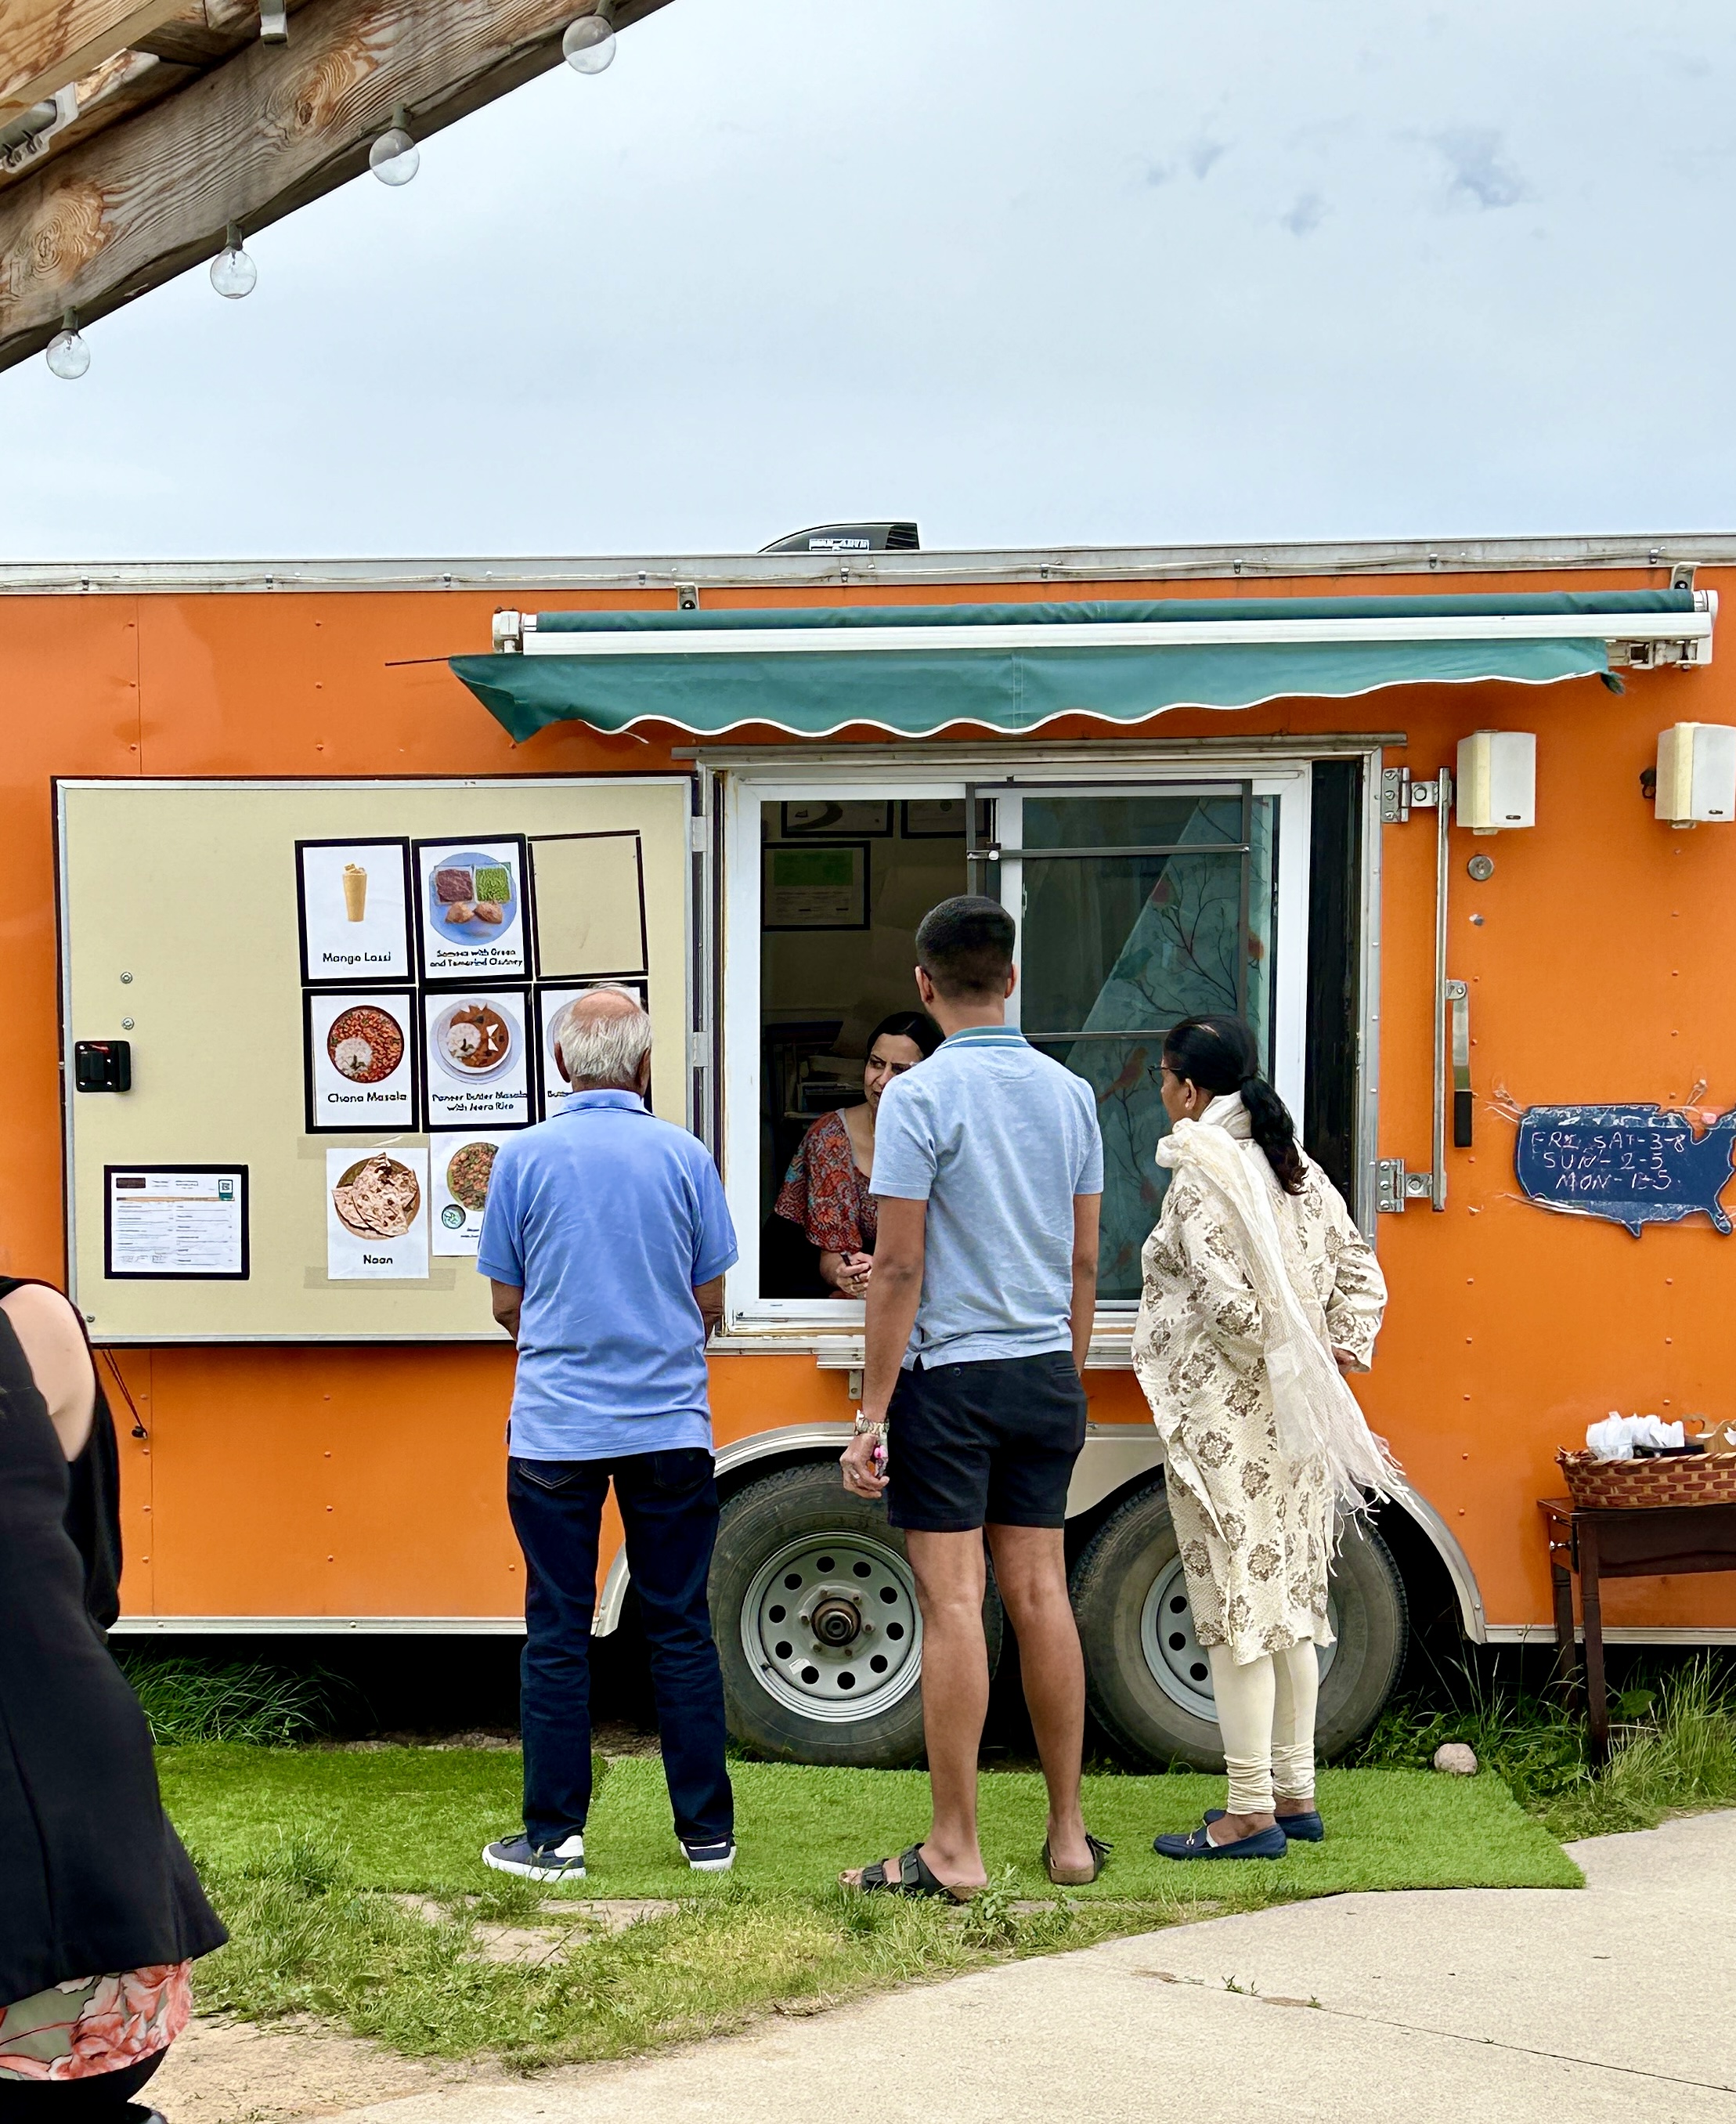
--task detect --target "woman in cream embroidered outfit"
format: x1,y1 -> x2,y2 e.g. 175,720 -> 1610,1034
1131,1015 -> 1395,1860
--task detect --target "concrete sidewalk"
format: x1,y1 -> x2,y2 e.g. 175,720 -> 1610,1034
331,1811 -> 1736,2124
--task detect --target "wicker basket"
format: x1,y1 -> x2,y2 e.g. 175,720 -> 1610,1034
1557,1450 -> 1736,1510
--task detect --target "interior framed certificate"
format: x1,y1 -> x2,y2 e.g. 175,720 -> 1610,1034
105,1167 -> 249,1280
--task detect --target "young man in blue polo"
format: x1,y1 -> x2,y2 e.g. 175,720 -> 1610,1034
477,984 -> 738,1884
839,897 -> 1106,1899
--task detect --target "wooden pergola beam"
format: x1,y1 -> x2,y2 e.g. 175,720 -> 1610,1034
1,0 -> 188,116
0,0 -> 669,374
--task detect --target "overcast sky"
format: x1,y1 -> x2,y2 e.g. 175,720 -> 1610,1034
3,0 -> 1731,559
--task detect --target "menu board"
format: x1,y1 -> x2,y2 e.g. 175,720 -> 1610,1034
413,836 -> 529,981
297,840 -> 413,983
105,1167 -> 247,1279
326,1147 -> 430,1279
424,990 -> 532,1129
430,1131 -> 507,1255
61,778 -> 688,1341
303,990 -> 418,1132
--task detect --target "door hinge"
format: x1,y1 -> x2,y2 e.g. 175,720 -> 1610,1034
689,1031 -> 711,1068
1377,1158 -> 1433,1213
1380,768 -> 1442,824
688,814 -> 709,854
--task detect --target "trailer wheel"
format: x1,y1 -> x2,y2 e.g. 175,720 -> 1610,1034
711,1462 -> 1002,1768
1070,1481 -> 1407,1770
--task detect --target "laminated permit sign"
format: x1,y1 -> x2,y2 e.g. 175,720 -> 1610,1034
413,837 -> 528,981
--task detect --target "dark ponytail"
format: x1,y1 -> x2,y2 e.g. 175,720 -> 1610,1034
1162,1014 -> 1306,1195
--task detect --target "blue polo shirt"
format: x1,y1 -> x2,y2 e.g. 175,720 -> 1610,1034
477,1090 -> 738,1460
870,1025 -> 1103,1367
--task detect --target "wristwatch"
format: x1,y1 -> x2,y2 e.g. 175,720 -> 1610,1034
853,1411 -> 887,1439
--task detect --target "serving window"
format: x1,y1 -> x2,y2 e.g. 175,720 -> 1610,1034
717,757 -> 1312,1337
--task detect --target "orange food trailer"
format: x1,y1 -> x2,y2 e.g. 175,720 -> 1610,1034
8,532 -> 1733,1768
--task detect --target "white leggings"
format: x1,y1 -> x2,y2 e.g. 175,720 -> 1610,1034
1206,1641 -> 1319,1815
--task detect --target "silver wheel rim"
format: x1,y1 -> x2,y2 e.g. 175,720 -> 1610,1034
1139,1556 -> 1338,1724
740,1530 -> 922,1725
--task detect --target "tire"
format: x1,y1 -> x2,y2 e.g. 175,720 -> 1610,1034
710,1462 -> 1004,1768
1070,1479 -> 1408,1771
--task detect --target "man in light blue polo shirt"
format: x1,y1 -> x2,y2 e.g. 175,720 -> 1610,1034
477,984 -> 738,1884
839,897 -> 1106,1905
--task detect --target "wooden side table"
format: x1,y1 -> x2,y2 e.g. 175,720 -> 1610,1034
1538,1495 -> 1736,1762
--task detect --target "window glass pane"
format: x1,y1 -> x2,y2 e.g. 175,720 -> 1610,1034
1030,1035 -> 1167,1301
1019,796 -> 1277,1302
1020,850 -> 1245,1035
1020,791 -> 1243,851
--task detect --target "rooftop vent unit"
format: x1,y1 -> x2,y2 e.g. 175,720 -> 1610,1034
760,522 -> 919,555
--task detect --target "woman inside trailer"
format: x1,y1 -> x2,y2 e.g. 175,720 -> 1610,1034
773,1010 -> 942,1298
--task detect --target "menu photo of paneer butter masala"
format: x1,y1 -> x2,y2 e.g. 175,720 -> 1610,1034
413,836 -> 528,981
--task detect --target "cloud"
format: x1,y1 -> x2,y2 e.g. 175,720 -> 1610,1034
1280,190 -> 1328,237
1187,136 -> 1229,179
1141,134 -> 1229,187
1430,126 -> 1533,209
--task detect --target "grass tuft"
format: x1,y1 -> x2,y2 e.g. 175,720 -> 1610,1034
1352,1654 -> 1736,1839
121,1656 -> 334,1747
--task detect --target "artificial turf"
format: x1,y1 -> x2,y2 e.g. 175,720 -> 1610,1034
160,1745 -> 1581,1898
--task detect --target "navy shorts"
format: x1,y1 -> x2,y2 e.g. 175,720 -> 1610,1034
885,1352 -> 1088,1534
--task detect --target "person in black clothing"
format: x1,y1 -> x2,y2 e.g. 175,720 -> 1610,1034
0,1279 -> 226,2122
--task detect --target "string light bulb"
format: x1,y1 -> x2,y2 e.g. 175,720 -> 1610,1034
370,104 -> 420,185
563,2 -> 616,73
45,308 -> 88,379
210,222 -> 257,298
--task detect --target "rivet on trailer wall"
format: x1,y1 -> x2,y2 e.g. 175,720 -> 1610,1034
1652,723 -> 1736,828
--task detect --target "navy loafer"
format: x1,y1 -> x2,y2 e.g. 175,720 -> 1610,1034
1154,1820 -> 1288,1861
1206,1807 -> 1324,1843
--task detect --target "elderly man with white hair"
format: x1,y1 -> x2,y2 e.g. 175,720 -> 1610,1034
478,984 -> 738,1882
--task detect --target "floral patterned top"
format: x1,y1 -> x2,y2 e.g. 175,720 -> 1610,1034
774,1108 -> 876,1255
0,1963 -> 192,2081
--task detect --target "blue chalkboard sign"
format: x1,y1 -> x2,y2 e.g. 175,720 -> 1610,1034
1515,1105 -> 1736,1234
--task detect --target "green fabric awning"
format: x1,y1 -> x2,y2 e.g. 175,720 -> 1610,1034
450,590 -> 1703,742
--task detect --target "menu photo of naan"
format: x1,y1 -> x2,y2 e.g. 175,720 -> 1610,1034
324,1147 -> 430,1280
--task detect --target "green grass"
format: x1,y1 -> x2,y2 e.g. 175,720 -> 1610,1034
161,1746 -> 1577,2068
1352,1655 -> 1736,1840
162,1748 -> 1579,1900
121,1656 -> 334,1746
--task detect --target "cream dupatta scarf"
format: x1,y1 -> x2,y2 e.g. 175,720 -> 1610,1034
1154,1094 -> 1403,1544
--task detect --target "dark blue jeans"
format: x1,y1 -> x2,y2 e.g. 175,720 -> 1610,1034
507,1448 -> 734,1849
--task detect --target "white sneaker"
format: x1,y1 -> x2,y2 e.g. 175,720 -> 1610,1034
681,1838 -> 736,1872
482,1831 -> 586,1884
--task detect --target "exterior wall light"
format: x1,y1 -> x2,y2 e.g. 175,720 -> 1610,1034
1455,731 -> 1536,833
1654,722 -> 1736,827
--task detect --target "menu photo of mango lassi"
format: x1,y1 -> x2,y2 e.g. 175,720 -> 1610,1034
298,837 -> 413,984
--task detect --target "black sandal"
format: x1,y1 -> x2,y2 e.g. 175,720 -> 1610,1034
1043,1831 -> 1113,1886
843,1844 -> 979,1902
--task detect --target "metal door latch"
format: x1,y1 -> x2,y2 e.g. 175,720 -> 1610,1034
1377,1158 -> 1433,1213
